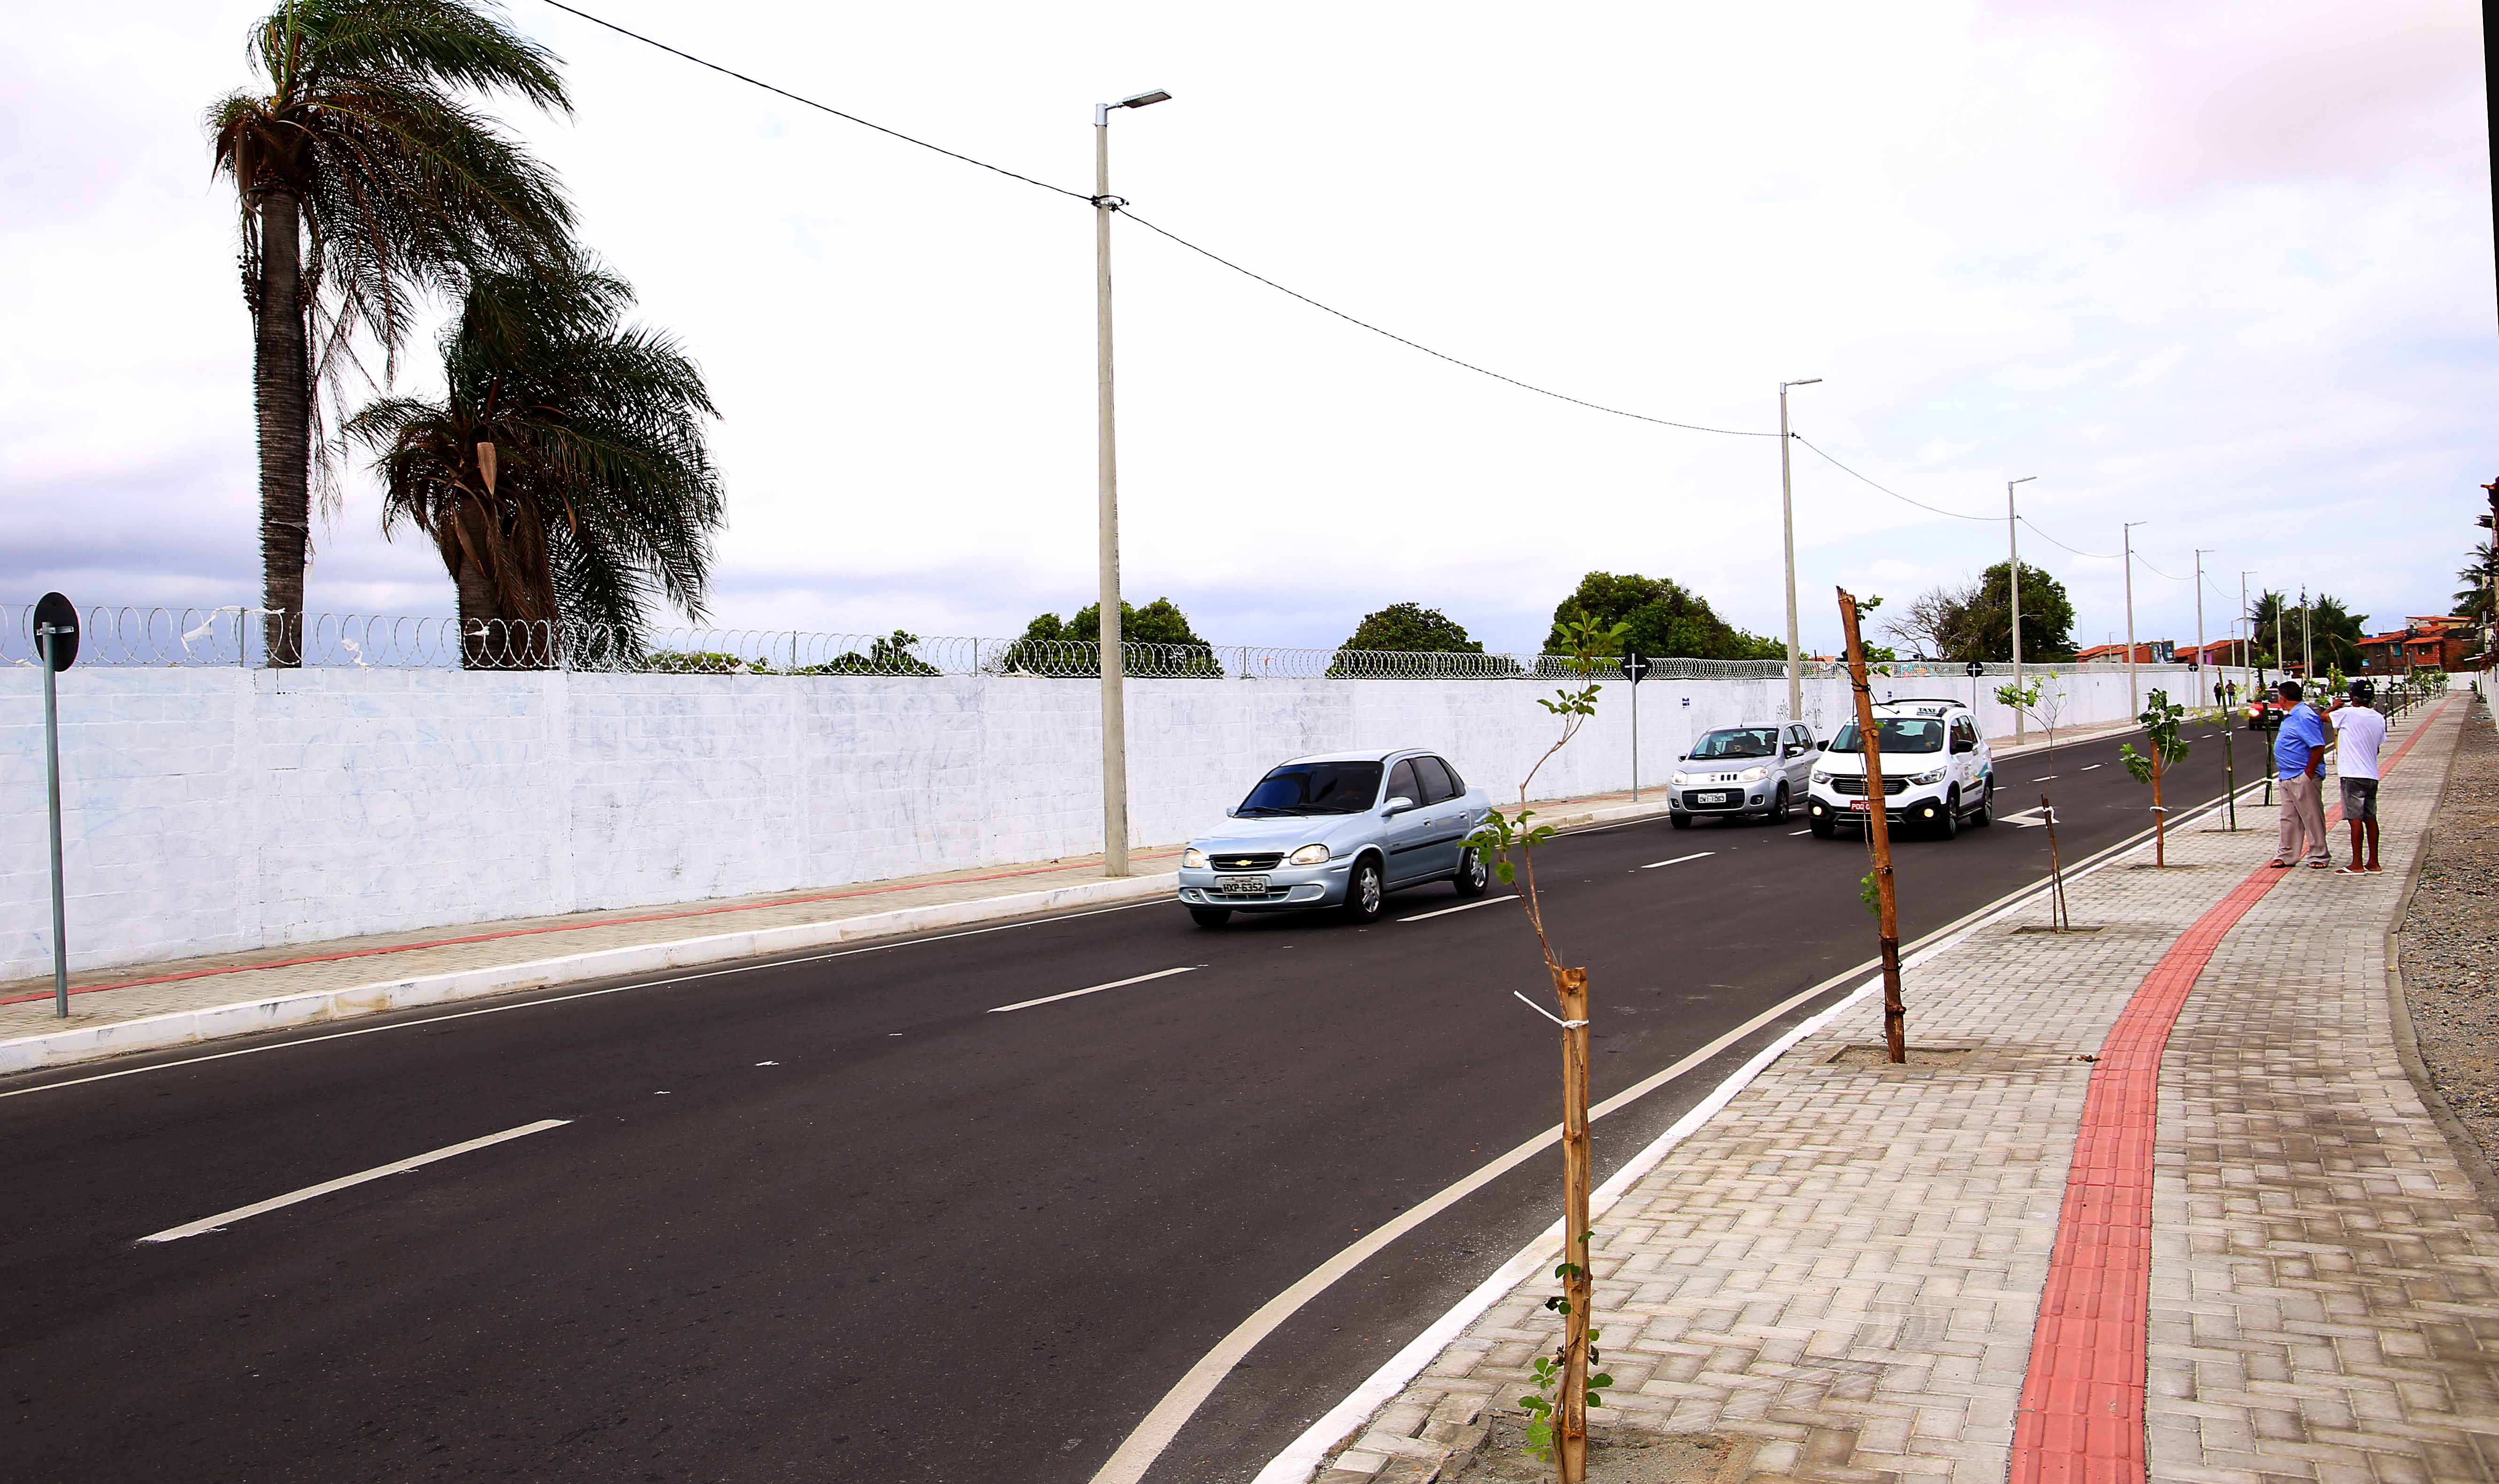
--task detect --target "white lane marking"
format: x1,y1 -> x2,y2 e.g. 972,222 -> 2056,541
1243,778 -> 2279,1484
2033,775 -> 2057,782
1397,895 -> 1517,923
0,899 -> 1170,1103
137,1119 -> 570,1244
1640,852 -> 1715,870
2079,763 -> 2104,771
1788,829 -> 1812,836
988,966 -> 1195,1014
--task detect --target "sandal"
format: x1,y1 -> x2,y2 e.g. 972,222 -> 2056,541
2334,866 -> 2368,875
2268,859 -> 2296,869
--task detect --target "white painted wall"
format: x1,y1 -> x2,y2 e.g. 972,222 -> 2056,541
0,663 -> 2200,980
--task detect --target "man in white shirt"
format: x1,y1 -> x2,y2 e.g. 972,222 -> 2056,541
2332,681 -> 2388,874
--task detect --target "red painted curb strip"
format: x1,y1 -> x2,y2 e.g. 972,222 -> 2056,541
2008,697 -> 2450,1484
0,847 -> 1185,1008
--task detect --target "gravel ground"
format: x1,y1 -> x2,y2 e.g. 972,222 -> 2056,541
2397,693 -> 2499,1179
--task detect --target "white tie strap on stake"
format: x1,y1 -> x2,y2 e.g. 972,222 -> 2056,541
1514,990 -> 1590,1029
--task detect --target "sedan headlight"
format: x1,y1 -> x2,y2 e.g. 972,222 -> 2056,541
1182,848 -> 1209,870
1288,843 -> 1332,866
1811,768 -> 1833,784
1736,765 -> 1771,783
1669,770 -> 1692,786
1908,767 -> 1949,787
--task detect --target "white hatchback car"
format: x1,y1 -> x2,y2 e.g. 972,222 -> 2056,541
1805,699 -> 1995,839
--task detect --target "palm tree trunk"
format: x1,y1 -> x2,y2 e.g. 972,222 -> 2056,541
253,189 -> 310,667
450,504 -> 501,669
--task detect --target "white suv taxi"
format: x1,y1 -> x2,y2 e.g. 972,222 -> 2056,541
1805,699 -> 1995,840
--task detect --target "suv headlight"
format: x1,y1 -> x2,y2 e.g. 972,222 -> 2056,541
1908,767 -> 1948,787
1736,765 -> 1770,783
1182,848 -> 1209,870
1669,770 -> 1692,785
1811,767 -> 1833,784
1288,843 -> 1332,866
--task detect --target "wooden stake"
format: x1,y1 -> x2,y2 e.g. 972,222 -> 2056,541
1838,591 -> 1906,1063
1555,963 -> 1592,1484
2041,792 -> 2069,931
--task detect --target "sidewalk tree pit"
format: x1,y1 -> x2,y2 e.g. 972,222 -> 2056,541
1465,607 -> 1628,1483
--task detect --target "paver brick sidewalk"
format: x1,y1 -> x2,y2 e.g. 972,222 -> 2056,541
1304,699 -> 2499,1483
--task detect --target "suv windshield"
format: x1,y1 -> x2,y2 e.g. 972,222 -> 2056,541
1688,727 -> 1779,760
1238,761 -> 1384,816
1828,719 -> 1947,754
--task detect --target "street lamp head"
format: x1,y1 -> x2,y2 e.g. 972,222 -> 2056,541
1782,378 -> 1822,389
1118,89 -> 1172,108
2010,475 -> 2036,487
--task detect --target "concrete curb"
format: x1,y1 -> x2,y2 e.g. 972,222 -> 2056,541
0,871 -> 1182,1076
0,793 -> 1678,1079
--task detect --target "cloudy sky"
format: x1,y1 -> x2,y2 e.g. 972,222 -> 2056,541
2,0 -> 2490,657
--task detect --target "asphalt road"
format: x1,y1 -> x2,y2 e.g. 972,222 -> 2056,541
0,721 -> 2266,1483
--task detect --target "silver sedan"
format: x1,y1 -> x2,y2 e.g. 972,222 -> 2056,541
1175,748 -> 1492,926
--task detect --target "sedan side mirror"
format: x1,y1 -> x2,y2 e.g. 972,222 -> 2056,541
1382,795 -> 1416,815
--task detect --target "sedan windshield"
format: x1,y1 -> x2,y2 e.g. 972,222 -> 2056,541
1238,761 -> 1384,815
1828,719 -> 1946,754
1688,727 -> 1779,760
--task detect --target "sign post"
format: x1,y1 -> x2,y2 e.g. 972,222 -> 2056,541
1620,652 -> 1651,801
1965,658 -> 1985,713
32,593 -> 79,1018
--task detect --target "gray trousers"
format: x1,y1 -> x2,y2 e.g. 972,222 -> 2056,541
2277,773 -> 2329,864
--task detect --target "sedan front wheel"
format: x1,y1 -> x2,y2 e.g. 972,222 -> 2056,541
1342,858 -> 1387,923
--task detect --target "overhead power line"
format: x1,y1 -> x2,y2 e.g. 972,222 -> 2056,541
1789,437 -> 1991,522
2135,554 -> 2192,581
539,0 -> 1094,202
2016,518 -> 2117,560
1115,210 -> 1780,437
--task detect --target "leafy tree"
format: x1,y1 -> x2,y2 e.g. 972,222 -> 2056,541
1000,598 -> 1220,677
210,0 -> 576,663
1542,572 -> 1781,661
1886,563 -> 2073,660
802,631 -> 941,676
349,257 -> 723,666
1338,603 -> 1483,654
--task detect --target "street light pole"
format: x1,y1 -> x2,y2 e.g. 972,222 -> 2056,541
1778,379 -> 1821,723
2194,548 -> 2211,710
2123,522 -> 2145,715
2006,476 -> 2035,739
1091,88 -> 1169,878
2240,570 -> 2256,687
2300,586 -> 2313,681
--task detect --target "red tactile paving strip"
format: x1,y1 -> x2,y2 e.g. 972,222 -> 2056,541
2008,696 -> 2450,1484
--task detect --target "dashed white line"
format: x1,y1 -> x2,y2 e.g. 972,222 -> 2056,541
1640,852 -> 1715,870
2080,763 -> 2104,772
2033,775 -> 2057,782
1787,829 -> 1812,836
1398,895 -> 1518,923
988,966 -> 1196,1014
138,1119 -> 571,1244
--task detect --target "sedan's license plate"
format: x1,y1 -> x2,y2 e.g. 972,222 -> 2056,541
1847,800 -> 1873,812
1216,875 -> 1270,895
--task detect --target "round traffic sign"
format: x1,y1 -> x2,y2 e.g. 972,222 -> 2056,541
31,592 -> 77,672
1964,660 -> 1985,678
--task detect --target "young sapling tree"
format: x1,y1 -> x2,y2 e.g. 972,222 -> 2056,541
2120,688 -> 2191,866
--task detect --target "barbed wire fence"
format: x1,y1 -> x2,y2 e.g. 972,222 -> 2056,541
0,603 -> 2187,683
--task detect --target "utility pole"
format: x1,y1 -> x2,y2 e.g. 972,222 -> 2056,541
1090,88 -> 1170,877
2123,522 -> 2145,715
1778,379 -> 1821,722
2007,476 -> 2036,741
2194,549 -> 2211,711
2300,586 -> 2313,680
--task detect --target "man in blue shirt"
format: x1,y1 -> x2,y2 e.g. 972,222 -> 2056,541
2270,680 -> 2332,868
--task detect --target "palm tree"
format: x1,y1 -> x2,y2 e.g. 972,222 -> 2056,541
347,259 -> 724,666
209,0 -> 574,664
